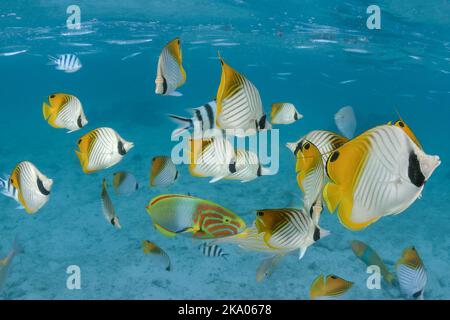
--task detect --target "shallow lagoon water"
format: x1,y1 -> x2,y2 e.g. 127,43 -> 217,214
0,0 -> 449,299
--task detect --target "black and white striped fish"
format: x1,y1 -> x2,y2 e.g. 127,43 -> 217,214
168,101 -> 219,139
199,243 -> 228,259
48,54 -> 82,73
0,175 -> 19,203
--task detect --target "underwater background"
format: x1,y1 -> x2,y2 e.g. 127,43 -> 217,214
0,0 -> 449,299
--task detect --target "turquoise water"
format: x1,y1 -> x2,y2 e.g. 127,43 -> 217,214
0,0 -> 449,299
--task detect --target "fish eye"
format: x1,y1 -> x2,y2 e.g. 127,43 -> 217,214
50,94 -> 55,99
330,275 -> 338,279
77,139 -> 82,145
223,217 -> 230,223
257,211 -> 264,216
304,142 -> 310,150
329,151 -> 340,162
398,121 -> 405,127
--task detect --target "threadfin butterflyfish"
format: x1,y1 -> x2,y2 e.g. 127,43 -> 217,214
112,171 -> 138,195
270,103 -> 302,125
287,130 -> 348,168
42,93 -> 88,133
294,140 -> 324,224
350,240 -> 396,285
150,156 -> 178,187
310,274 -> 353,300
155,37 -> 186,96
188,137 -> 236,183
334,106 -> 356,138
101,178 -> 121,229
142,240 -> 171,271
146,194 -> 246,239
48,54 -> 82,73
215,54 -> 270,136
0,161 -> 53,214
323,125 -> 440,230
224,150 -> 271,182
396,246 -> 427,300
254,208 -> 330,259
75,127 -> 134,174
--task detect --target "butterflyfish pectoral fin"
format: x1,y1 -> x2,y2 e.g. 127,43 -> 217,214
322,183 -> 341,214
168,91 -> 183,97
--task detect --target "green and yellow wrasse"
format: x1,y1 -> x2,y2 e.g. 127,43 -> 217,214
75,127 -> 134,174
255,208 -> 329,259
388,119 -> 422,150
396,246 -> 427,300
112,171 -> 138,195
270,103 -> 302,125
323,125 -> 440,230
310,274 -> 353,300
216,54 -> 270,135
142,240 -> 171,271
150,156 -> 178,187
0,239 -> 23,290
350,240 -> 395,285
42,93 -> 88,133
146,194 -> 246,239
155,37 -> 186,96
294,140 -> 324,224
0,161 -> 53,214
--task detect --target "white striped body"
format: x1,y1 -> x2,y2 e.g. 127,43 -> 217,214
396,264 -> 427,300
49,54 -> 82,73
0,176 -> 18,202
189,137 -> 236,182
76,127 -> 134,173
199,243 -> 228,258
150,156 -> 178,187
7,161 -> 53,214
155,38 -> 185,96
216,57 -> 270,136
270,103 -> 302,125
225,150 -> 261,182
262,208 -> 318,252
44,94 -> 88,132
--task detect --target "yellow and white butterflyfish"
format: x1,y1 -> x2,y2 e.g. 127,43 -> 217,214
309,274 -> 353,300
254,208 -> 330,259
388,119 -> 423,150
294,140 -> 324,224
215,54 -> 270,136
188,137 -> 236,183
75,127 -> 134,174
287,130 -> 348,168
224,150 -> 272,182
395,246 -> 427,300
155,37 -> 186,96
42,93 -> 88,133
150,156 -> 178,187
270,102 -> 302,125
323,125 -> 440,231
1,161 -> 53,214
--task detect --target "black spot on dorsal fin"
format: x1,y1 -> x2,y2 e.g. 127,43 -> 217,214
36,177 -> 50,196
118,140 -> 126,155
408,152 -> 425,187
313,227 -> 320,241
